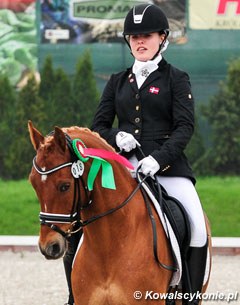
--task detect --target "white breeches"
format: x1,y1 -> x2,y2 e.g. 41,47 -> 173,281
129,155 -> 207,247
156,176 -> 207,247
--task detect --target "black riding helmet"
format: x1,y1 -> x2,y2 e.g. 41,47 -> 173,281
123,3 -> 169,56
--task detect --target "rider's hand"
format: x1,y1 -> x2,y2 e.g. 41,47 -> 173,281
116,131 -> 140,152
138,155 -> 160,177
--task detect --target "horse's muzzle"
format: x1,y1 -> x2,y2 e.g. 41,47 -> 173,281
39,238 -> 67,260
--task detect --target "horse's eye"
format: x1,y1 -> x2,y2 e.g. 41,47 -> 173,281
59,183 -> 70,192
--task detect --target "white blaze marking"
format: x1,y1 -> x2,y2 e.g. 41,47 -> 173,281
41,167 -> 47,182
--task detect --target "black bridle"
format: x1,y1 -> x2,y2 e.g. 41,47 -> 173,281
32,132 -> 146,240
33,155 -> 91,239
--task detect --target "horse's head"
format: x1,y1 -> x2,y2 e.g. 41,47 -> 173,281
28,121 -> 98,259
28,121 -> 133,260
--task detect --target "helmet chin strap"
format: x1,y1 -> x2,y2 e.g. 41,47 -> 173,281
151,33 -> 169,60
123,35 -> 132,53
151,41 -> 165,60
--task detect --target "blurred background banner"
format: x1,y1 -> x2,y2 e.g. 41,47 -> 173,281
39,0 -> 187,44
189,0 -> 240,29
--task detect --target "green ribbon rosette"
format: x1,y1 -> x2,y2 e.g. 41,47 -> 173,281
87,157 -> 116,191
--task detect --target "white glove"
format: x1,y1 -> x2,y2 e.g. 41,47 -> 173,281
116,131 -> 140,152
138,155 -> 160,177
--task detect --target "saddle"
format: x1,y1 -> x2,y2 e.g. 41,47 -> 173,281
143,177 -> 191,258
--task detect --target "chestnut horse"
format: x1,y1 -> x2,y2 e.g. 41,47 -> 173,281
28,121 -> 211,305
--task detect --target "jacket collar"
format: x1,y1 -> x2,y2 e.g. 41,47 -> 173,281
127,58 -> 167,93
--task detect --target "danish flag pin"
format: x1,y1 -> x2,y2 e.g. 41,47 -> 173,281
149,86 -> 160,94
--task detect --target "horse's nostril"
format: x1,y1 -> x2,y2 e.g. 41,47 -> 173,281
46,242 -> 61,258
52,243 -> 60,255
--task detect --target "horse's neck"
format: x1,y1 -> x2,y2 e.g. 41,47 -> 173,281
82,172 -> 145,250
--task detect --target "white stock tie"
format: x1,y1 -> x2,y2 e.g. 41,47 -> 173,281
132,53 -> 162,88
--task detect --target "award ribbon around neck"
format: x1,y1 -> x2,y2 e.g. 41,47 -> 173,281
72,139 -> 134,191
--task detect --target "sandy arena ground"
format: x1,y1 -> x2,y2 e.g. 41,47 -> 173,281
0,251 -> 239,305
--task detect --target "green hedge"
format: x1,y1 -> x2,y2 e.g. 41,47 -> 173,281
0,177 -> 239,236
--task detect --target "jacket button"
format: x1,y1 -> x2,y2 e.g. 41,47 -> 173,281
135,93 -> 140,99
135,117 -> 140,123
136,105 -> 140,111
134,129 -> 139,134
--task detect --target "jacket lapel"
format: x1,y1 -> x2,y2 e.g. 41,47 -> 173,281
127,69 -> 139,95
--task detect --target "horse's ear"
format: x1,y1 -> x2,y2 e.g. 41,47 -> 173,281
28,120 -> 44,151
54,126 -> 66,153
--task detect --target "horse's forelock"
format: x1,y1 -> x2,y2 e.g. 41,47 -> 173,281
40,137 -> 58,157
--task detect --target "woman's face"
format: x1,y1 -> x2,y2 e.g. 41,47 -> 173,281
129,32 -> 165,61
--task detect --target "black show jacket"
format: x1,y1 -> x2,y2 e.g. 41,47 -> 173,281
91,58 -> 195,183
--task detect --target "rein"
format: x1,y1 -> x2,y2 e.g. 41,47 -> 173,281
74,175 -> 147,228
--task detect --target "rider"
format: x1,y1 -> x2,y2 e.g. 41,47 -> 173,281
91,3 -> 208,305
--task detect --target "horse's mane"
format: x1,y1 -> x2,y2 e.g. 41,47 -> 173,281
45,126 -> 115,152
